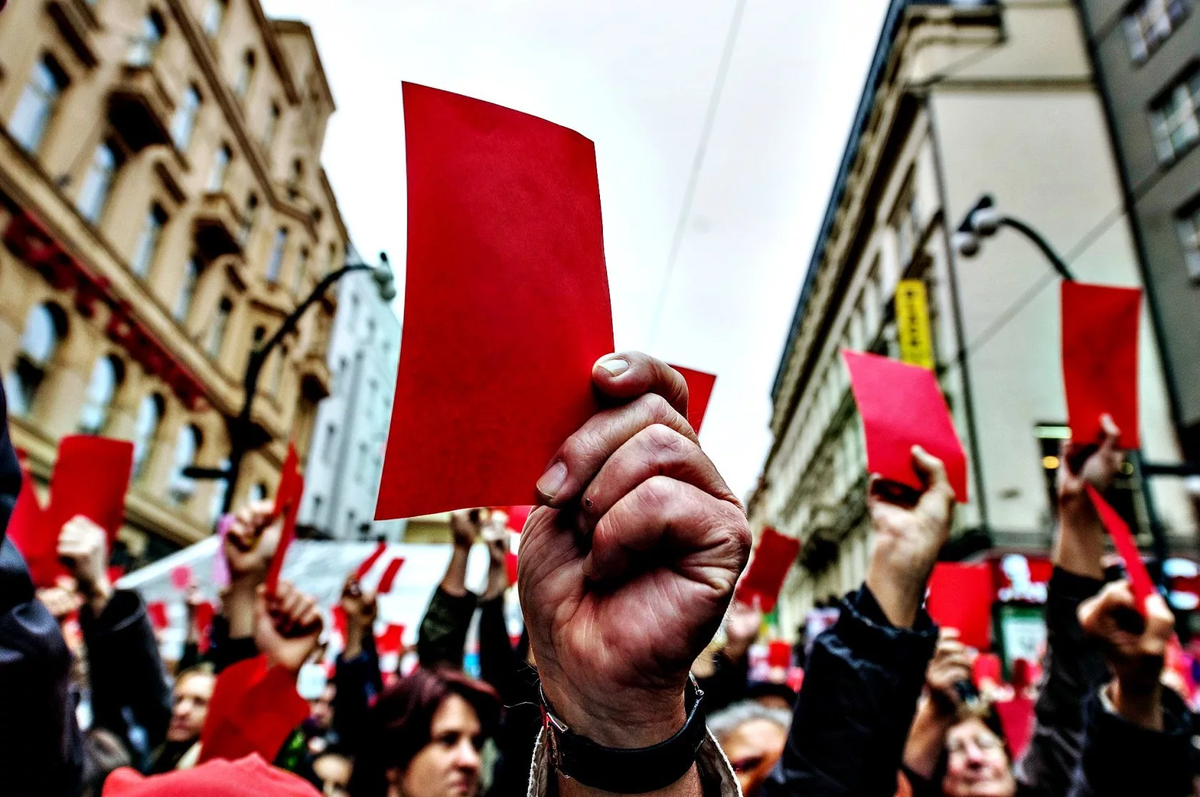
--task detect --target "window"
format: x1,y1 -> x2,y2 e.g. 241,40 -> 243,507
127,11 -> 166,67
891,171 -> 921,266
208,297 -> 232,357
9,56 -> 67,154
201,0 -> 227,37
170,85 -> 201,151
168,424 -> 202,504
175,254 -> 202,322
272,343 -> 288,394
288,159 -> 304,200
248,483 -> 267,504
1124,0 -> 1191,62
312,495 -> 323,521
1177,203 -> 1200,280
1150,69 -> 1200,163
132,393 -> 164,477
266,227 -> 287,283
78,355 -> 124,434
207,144 -> 231,192
323,423 -> 337,462
262,102 -> 280,151
239,193 -> 258,245
76,140 -> 121,223
294,247 -> 309,293
234,51 -> 256,100
4,304 -> 66,416
336,356 -> 348,392
131,204 -> 166,277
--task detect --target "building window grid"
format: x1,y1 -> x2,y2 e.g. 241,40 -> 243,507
175,254 -> 202,322
266,227 -> 288,284
9,56 -> 67,155
1151,70 -> 1200,163
5,303 -> 64,416
171,85 -> 201,152
78,355 -> 123,435
76,140 -> 120,224
1123,0 -> 1191,62
132,394 -> 164,478
1177,204 -> 1200,280
131,205 -> 167,277
168,425 -> 202,504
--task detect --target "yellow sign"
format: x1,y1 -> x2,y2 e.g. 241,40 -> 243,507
895,279 -> 934,370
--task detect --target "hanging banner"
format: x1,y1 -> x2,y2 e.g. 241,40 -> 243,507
894,279 -> 934,370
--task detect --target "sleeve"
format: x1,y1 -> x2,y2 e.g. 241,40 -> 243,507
1066,688 -> 1195,797
333,631 -> 383,755
1015,568 -> 1109,797
417,586 -> 478,670
177,640 -> 202,673
0,538 -> 84,797
697,649 -> 751,717
80,588 -> 172,753
207,613 -> 259,674
762,585 -> 938,797
478,595 -> 519,701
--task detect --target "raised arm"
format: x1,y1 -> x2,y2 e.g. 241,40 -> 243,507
416,509 -> 483,669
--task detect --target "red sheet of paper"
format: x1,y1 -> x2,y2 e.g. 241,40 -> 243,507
170,565 -> 193,591
502,505 -> 533,534
45,436 -> 133,545
506,550 -> 520,585
995,696 -> 1035,762
925,562 -> 994,650
843,350 -> 969,501
1086,484 -> 1156,611
767,640 -> 792,669
376,557 -> 406,594
669,365 -> 717,434
355,541 -> 388,580
376,83 -> 614,520
146,602 -> 169,631
7,452 -> 49,579
264,445 -> 304,595
376,623 -> 405,657
198,655 -> 309,765
1062,282 -> 1141,448
735,527 -> 801,613
194,601 -> 215,654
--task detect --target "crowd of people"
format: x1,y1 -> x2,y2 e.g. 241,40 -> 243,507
0,353 -> 1196,796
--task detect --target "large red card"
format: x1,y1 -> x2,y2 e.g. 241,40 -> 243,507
376,83 -> 613,520
264,445 -> 304,596
198,656 -> 309,765
843,350 -> 968,502
376,557 -> 407,594
46,436 -> 133,545
735,527 -> 801,613
1062,282 -> 1141,448
670,365 -> 717,434
1086,484 -> 1156,612
925,562 -> 994,650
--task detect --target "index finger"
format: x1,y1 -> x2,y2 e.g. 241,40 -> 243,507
592,352 -> 689,419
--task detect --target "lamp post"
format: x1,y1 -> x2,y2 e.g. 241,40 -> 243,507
953,195 -> 1199,585
185,252 -> 396,516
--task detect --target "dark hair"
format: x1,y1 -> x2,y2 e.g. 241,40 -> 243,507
348,667 -> 501,797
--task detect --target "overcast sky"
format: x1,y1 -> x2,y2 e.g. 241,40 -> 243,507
260,0 -> 891,500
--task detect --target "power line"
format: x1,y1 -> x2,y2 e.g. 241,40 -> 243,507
648,0 -> 748,346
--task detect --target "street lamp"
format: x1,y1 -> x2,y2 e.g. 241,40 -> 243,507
185,251 -> 396,516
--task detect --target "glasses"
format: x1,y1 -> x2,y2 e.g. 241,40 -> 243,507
947,733 -> 1003,757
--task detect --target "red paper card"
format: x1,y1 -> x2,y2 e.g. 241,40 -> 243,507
355,541 -> 388,579
376,83 -> 613,519
1062,282 -> 1141,448
925,562 -> 994,650
46,436 -> 134,545
506,550 -> 519,585
843,350 -> 969,502
735,527 -> 801,613
7,452 -> 49,579
376,623 -> 405,657
198,655 -> 309,765
376,557 -> 406,594
995,696 -> 1035,762
670,365 -> 717,434
194,600 -> 215,654
170,565 -> 193,591
502,505 -> 533,534
264,445 -> 304,595
767,640 -> 792,669
1086,484 -> 1156,611
146,601 -> 169,631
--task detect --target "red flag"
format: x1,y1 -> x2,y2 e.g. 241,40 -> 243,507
1062,282 -> 1141,448
1087,484 -> 1156,612
669,365 -> 717,434
376,557 -> 406,594
925,562 -> 994,650
355,540 -> 388,579
735,527 -> 801,613
264,445 -> 304,596
843,350 -> 969,501
198,655 -> 309,765
376,83 -> 613,520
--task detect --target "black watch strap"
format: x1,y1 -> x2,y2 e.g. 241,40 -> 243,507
541,677 -> 707,794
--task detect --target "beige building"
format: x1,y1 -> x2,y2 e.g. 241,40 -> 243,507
752,0 -> 1197,636
0,0 -> 347,563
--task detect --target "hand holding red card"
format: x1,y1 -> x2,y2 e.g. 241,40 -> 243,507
1062,282 -> 1141,448
376,83 -> 613,520
843,351 -> 969,502
735,527 -> 801,613
263,446 -> 303,596
1086,484 -> 1156,612
669,365 -> 717,434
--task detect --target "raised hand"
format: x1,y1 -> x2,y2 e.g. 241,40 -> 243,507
924,629 -> 973,715
519,352 -> 751,750
449,508 -> 485,550
1055,414 -> 1123,579
1078,580 -> 1174,730
223,500 -> 281,584
36,581 -> 83,624
57,515 -> 113,615
864,446 -> 956,628
255,580 -> 323,673
723,598 -> 763,660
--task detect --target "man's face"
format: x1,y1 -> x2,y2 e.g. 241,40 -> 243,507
310,684 -> 336,731
313,753 -> 352,797
942,718 -> 1016,797
396,694 -> 485,797
167,672 -> 215,743
719,718 -> 788,797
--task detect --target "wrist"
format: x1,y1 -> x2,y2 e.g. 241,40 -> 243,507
81,576 -> 113,615
542,677 -> 688,749
864,569 -> 922,628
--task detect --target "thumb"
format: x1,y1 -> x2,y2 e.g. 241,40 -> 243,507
912,446 -> 954,500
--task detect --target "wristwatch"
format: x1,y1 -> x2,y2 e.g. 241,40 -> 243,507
540,676 -> 707,794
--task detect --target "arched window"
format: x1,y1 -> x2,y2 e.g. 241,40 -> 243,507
266,227 -> 287,283
207,143 -> 231,192
239,192 -> 258,245
132,393 -> 164,477
76,140 -> 122,224
208,297 -> 233,358
287,159 -> 304,200
170,84 -> 201,151
4,303 -> 66,416
78,354 -> 124,434
174,254 -> 202,322
168,424 -> 202,504
293,247 -> 309,293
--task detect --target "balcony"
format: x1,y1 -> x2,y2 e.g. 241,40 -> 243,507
299,351 -> 332,401
107,64 -> 173,152
194,192 -> 243,259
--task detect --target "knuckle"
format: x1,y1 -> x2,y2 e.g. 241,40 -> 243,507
642,423 -> 689,459
636,392 -> 673,423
